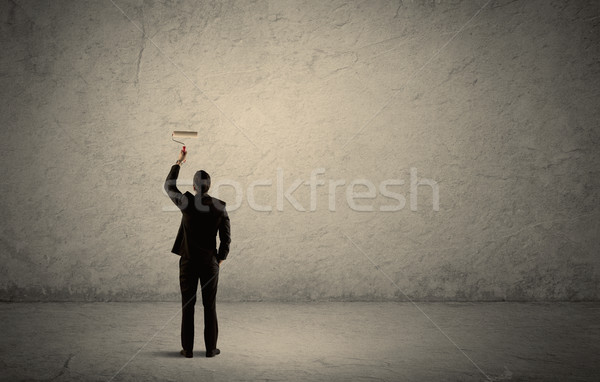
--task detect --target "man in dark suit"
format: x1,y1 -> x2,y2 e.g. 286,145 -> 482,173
164,148 -> 231,358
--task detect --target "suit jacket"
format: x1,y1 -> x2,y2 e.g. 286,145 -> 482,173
164,165 -> 231,262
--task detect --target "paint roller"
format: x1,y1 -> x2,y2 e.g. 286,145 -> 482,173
172,131 -> 198,153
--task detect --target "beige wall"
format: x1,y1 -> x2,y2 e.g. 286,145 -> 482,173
1,0 -> 599,301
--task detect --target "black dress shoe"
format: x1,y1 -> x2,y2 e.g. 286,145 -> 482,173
206,348 -> 220,358
180,349 -> 193,358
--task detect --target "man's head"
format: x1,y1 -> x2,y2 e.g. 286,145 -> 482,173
193,170 -> 211,194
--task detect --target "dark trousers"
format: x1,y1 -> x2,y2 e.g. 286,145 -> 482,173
179,256 -> 219,353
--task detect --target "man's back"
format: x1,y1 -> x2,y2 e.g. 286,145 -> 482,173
164,165 -> 231,262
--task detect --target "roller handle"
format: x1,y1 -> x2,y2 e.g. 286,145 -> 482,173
182,146 -> 186,153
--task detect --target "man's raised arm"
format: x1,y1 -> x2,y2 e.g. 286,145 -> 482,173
164,149 -> 187,209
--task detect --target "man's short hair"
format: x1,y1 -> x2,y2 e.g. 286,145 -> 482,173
193,170 -> 211,194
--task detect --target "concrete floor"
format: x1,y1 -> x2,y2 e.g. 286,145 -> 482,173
0,302 -> 598,382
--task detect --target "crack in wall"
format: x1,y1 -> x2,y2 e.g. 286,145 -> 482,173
134,7 -> 146,88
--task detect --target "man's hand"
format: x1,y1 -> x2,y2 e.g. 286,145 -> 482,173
218,260 -> 224,266
176,148 -> 187,165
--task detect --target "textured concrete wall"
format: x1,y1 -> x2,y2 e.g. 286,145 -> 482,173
1,0 -> 599,301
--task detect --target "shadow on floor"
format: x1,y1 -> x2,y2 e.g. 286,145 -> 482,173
150,350 -> 208,358
150,351 -> 183,358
